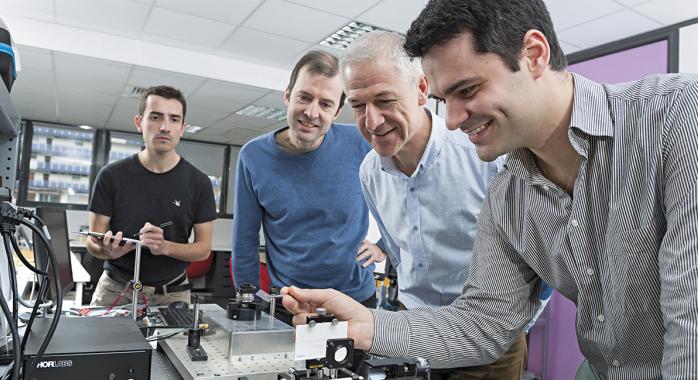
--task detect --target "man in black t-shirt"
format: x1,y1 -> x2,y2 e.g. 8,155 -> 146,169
87,85 -> 216,307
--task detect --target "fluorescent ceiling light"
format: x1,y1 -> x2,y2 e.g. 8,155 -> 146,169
79,125 -> 92,130
184,124 -> 203,134
320,22 -> 394,50
122,85 -> 148,98
235,105 -> 286,121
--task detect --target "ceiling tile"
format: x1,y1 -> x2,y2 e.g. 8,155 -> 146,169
283,0 -> 381,18
558,40 -> 583,55
154,0 -> 263,25
15,45 -> 53,72
186,99 -> 247,123
557,9 -> 661,49
143,7 -> 237,48
59,103 -> 113,128
55,0 -> 150,38
138,33 -> 216,54
613,0 -> 653,6
357,0 -> 429,34
128,66 -> 205,95
253,91 -> 286,109
13,68 -> 54,89
105,98 -> 139,131
54,52 -> 131,77
197,124 -> 230,137
206,122 -> 234,137
56,71 -> 126,96
59,114 -> 109,129
244,0 -> 349,43
188,79 -> 269,110
222,126 -> 266,145
15,104 -> 58,124
215,113 -> 278,131
0,0 -> 55,21
546,0 -> 623,30
184,107 -> 232,128
57,89 -> 119,109
10,87 -> 57,122
11,86 -> 56,107
190,127 -> 226,137
216,27 -> 312,70
633,0 -> 698,25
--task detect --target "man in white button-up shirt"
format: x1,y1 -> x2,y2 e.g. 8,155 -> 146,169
342,31 -> 524,380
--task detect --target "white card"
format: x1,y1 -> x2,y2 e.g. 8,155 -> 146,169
294,321 -> 348,360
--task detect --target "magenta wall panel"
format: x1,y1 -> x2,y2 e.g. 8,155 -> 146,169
569,40 -> 668,83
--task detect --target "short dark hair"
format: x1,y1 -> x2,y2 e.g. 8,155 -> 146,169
287,50 -> 346,108
404,0 -> 566,72
138,85 -> 187,119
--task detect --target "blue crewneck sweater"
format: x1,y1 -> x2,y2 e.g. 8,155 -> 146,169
232,124 -> 375,302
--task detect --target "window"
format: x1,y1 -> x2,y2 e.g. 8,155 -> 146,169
177,140 -> 226,213
25,122 -> 94,206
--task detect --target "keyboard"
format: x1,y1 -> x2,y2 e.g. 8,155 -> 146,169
158,307 -> 195,327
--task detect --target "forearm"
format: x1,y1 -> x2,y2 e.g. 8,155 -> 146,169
231,205 -> 263,286
231,244 -> 262,286
161,240 -> 211,262
370,284 -> 537,368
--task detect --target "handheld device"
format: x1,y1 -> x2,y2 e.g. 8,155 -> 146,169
73,231 -> 132,246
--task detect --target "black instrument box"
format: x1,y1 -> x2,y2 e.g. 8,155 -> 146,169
23,317 -> 151,379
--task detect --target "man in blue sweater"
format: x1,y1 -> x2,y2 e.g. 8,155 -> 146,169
232,51 -> 376,318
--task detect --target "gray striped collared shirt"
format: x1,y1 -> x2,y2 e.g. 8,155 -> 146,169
370,73 -> 698,379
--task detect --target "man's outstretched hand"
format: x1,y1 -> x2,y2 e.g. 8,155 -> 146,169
281,286 -> 375,350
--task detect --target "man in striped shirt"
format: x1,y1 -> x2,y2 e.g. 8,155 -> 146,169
282,0 -> 698,379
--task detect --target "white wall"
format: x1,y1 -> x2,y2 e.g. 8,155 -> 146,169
680,23 -> 698,73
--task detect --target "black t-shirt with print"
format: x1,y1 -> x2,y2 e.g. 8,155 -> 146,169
89,154 -> 217,285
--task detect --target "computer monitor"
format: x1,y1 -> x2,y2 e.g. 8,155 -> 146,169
33,206 -> 73,301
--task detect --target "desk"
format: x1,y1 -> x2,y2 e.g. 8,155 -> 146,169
152,349 -> 184,379
4,303 -> 299,380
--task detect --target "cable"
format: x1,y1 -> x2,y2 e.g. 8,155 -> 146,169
9,231 -> 46,276
18,218 -> 62,379
0,288 -> 20,380
19,276 -> 48,353
2,233 -> 19,329
15,271 -> 52,311
0,215 -> 21,380
11,230 -> 53,310
145,329 -> 186,342
17,291 -> 52,310
0,203 -> 63,379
